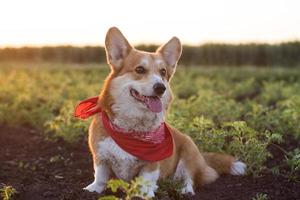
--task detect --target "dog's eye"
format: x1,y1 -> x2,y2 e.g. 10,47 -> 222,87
160,68 -> 167,77
135,66 -> 146,74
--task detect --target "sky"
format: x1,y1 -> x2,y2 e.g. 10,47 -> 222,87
0,0 -> 300,47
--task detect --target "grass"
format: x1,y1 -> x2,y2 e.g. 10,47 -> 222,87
1,62 -> 300,177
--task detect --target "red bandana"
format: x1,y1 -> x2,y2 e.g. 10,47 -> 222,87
74,97 -> 173,162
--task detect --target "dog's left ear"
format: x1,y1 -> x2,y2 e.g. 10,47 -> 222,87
105,27 -> 132,71
156,37 -> 182,73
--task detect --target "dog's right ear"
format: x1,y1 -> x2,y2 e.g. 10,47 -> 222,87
105,27 -> 132,71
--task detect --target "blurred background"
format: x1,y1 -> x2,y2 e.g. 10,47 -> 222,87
1,1 -> 300,200
1,0 -> 300,66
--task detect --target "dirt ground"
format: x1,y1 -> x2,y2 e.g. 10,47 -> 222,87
0,125 -> 299,200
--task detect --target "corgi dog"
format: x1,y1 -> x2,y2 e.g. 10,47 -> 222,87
79,27 -> 246,197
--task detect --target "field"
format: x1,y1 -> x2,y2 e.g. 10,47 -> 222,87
1,62 -> 300,200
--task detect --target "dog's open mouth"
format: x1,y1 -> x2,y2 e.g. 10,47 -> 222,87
130,88 -> 162,113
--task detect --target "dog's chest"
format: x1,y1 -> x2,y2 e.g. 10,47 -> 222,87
98,137 -> 144,181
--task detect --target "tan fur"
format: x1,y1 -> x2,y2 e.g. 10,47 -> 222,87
203,153 -> 235,175
85,27 -> 245,194
98,70 -> 124,118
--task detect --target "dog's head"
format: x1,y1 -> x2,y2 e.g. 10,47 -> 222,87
100,27 -> 181,131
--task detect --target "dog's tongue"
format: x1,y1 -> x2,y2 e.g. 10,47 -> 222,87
145,96 -> 162,113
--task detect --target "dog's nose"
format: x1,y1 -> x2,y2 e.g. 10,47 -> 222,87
153,83 -> 166,96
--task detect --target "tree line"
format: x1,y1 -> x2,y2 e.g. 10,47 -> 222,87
1,42 -> 300,67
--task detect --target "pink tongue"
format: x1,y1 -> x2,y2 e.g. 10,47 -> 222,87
145,96 -> 162,113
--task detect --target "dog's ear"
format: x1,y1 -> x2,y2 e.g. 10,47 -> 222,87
105,27 -> 132,71
156,37 -> 182,73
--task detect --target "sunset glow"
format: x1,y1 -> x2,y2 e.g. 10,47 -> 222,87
1,0 -> 300,47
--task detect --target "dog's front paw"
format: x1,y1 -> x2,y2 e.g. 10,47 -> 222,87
181,184 -> 195,195
230,161 -> 247,175
83,182 -> 105,193
145,190 -> 155,198
140,184 -> 157,198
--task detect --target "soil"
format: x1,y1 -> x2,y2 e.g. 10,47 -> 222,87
0,125 -> 299,200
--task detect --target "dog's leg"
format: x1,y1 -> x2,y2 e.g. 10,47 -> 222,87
174,160 -> 196,195
139,164 -> 160,198
84,163 -> 110,193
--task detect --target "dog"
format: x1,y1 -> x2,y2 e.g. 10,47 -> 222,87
76,27 -> 246,197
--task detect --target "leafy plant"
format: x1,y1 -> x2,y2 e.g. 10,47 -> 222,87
155,178 -> 185,200
285,148 -> 300,181
252,193 -> 268,200
99,177 -> 151,200
2,63 -> 300,178
174,117 -> 274,176
44,100 -> 90,142
0,185 -> 17,200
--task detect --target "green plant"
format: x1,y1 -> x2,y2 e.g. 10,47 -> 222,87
285,148 -> 300,181
44,100 -> 90,142
0,185 -> 17,200
2,63 -> 300,177
99,177 -> 151,200
252,193 -> 268,200
180,118 -> 274,176
49,154 -> 64,163
155,178 -> 185,200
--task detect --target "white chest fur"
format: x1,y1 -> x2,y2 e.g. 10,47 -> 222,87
98,137 -> 145,181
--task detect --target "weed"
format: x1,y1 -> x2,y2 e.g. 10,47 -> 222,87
285,148 -> 300,181
49,154 -> 64,163
155,178 -> 185,200
99,177 -> 150,200
0,185 -> 17,200
252,193 -> 268,200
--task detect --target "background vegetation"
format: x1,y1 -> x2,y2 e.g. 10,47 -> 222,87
1,41 -> 300,66
1,62 -> 300,177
